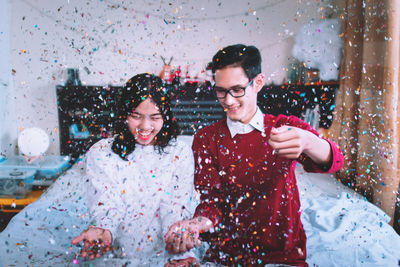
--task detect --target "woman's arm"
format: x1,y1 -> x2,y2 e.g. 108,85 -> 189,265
85,140 -> 126,241
159,141 -> 200,260
164,132 -> 223,255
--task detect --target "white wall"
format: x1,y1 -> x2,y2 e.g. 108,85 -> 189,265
7,0 -> 340,155
0,0 -> 16,158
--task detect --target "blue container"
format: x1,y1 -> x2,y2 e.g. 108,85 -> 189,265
0,156 -> 70,179
0,169 -> 36,196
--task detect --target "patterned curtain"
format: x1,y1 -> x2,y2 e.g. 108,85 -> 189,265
328,0 -> 400,227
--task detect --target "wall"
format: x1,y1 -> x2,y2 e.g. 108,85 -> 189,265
6,0 -> 340,155
0,0 -> 16,158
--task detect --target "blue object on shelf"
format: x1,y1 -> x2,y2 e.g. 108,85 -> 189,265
69,123 -> 90,139
0,168 -> 36,195
0,156 -> 71,180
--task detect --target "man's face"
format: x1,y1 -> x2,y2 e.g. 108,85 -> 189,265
214,66 -> 262,124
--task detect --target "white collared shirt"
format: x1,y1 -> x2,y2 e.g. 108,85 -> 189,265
226,107 -> 265,138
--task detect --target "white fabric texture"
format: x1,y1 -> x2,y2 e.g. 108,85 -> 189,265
0,136 -> 200,266
85,138 -> 198,265
296,167 -> 400,267
0,136 -> 399,266
0,163 -> 90,266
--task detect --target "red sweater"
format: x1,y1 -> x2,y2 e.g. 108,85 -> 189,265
193,114 -> 344,266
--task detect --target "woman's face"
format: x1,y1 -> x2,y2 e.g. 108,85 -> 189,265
127,98 -> 164,146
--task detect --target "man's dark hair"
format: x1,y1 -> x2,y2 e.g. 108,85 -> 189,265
112,73 -> 180,160
212,44 -> 262,80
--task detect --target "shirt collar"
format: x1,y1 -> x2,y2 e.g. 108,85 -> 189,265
226,107 -> 265,138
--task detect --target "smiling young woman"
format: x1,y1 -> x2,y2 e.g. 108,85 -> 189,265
111,73 -> 180,158
68,73 -> 199,265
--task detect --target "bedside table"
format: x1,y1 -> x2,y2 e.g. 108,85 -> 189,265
0,189 -> 46,231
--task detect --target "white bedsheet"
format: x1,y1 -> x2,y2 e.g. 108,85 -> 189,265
296,167 -> 400,267
0,138 -> 399,266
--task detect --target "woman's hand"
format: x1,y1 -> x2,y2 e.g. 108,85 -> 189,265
71,226 -> 113,260
165,216 -> 213,254
165,257 -> 200,267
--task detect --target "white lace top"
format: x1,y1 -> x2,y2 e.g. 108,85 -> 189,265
85,137 -> 197,265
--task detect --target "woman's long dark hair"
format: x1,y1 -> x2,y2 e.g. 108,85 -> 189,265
112,73 -> 180,160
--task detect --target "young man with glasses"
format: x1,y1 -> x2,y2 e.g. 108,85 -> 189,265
165,44 -> 344,266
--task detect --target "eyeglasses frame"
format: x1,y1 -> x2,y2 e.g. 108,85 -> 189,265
213,79 -> 254,99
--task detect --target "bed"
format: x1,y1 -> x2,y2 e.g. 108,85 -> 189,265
0,135 -> 399,266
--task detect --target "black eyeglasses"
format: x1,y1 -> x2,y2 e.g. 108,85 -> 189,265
213,80 -> 254,99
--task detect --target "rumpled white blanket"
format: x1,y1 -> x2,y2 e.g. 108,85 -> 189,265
0,162 -> 91,266
297,167 -> 400,267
